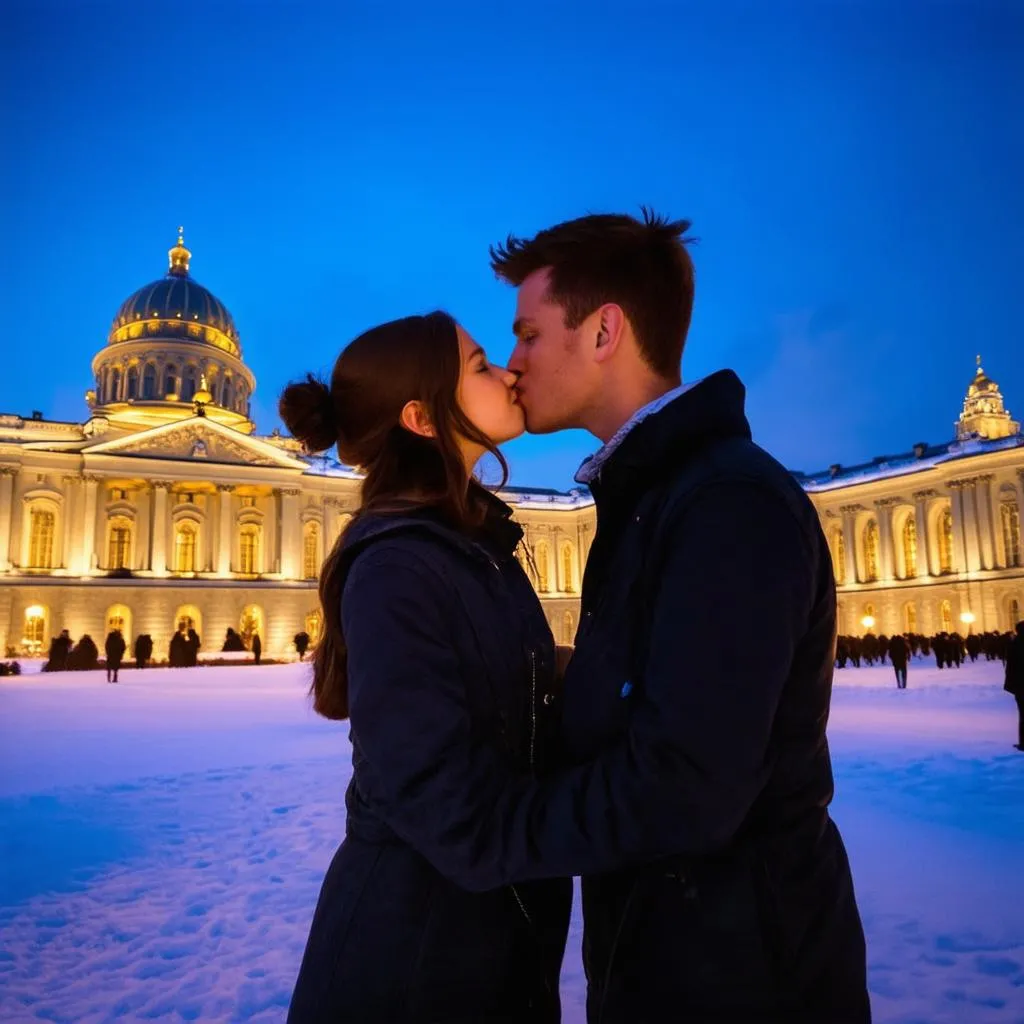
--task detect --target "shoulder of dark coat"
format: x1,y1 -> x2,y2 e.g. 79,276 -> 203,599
655,436 -> 819,540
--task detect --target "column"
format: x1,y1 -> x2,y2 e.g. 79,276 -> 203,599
912,489 -> 934,577
217,485 -> 233,576
323,497 -> 340,550
151,481 -> 169,575
874,499 -> 896,582
80,475 -> 100,574
974,474 -> 996,570
0,467 -> 15,571
947,481 -> 970,575
840,505 -> 861,584
280,488 -> 301,579
62,475 -> 79,570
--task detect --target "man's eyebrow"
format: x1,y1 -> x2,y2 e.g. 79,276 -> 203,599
512,318 -> 534,338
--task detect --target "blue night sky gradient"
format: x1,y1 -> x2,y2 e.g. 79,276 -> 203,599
1,1 -> 1021,490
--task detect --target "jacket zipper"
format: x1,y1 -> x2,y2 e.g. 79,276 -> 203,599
511,648 -> 538,929
488,553 -> 536,930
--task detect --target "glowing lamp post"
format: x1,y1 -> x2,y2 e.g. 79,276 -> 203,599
860,615 -> 875,633
960,610 -> 976,634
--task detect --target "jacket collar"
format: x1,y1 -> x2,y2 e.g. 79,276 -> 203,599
584,370 -> 752,497
340,491 -> 523,566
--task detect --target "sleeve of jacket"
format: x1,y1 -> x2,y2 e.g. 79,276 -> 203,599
497,481 -> 821,878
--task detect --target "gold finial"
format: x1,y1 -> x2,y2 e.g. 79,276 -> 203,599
168,226 -> 191,276
194,372 -> 213,405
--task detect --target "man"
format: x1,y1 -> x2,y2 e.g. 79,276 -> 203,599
487,210 -> 869,1021
252,632 -> 262,665
1005,621 -> 1024,751
888,632 -> 910,689
104,628 -> 126,683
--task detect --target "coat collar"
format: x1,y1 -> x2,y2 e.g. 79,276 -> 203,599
583,370 -> 752,498
340,491 -> 523,567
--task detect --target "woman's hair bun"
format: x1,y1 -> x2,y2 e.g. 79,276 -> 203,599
278,373 -> 339,453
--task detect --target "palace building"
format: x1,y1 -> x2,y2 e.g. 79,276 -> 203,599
0,233 -> 1021,658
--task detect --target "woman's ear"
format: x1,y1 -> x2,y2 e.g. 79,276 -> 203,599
399,399 -> 435,438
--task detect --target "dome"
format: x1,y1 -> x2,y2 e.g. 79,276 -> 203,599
106,230 -> 242,358
956,354 -> 1019,441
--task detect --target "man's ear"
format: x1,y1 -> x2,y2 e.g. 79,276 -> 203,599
399,399 -> 435,438
593,304 -> 626,364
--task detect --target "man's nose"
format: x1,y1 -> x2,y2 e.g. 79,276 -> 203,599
507,342 -> 526,374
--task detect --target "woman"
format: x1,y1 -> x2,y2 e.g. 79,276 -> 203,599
280,312 -> 572,1023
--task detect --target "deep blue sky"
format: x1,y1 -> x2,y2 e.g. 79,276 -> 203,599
2,1 -> 1021,489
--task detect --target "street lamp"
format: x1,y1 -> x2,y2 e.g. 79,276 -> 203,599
861,615 -> 875,632
960,610 -> 976,634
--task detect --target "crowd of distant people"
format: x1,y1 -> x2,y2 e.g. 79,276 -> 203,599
36,625 -> 315,677
836,629 -> 1016,674
838,623 -> 1024,750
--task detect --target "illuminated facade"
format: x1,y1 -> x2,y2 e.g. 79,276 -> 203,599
805,358 -> 1023,636
0,234 -> 591,657
1,234 -> 1021,658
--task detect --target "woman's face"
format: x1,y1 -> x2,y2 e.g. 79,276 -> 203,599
456,325 -> 524,449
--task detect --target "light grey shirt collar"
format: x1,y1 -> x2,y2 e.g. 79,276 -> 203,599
574,379 -> 700,485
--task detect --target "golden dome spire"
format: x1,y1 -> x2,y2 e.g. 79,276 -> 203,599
956,353 -> 1019,440
168,226 -> 191,276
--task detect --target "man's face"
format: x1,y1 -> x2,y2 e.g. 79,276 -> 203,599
507,268 -> 595,434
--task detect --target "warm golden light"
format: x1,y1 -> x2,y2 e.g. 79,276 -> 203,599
861,615 -> 876,630
960,611 -> 976,625
25,604 -> 44,619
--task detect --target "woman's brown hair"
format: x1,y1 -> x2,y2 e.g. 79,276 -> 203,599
279,311 -> 508,720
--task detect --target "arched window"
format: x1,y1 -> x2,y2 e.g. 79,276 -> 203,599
938,507 -> 954,574
305,609 -> 322,645
164,364 -> 178,398
107,516 -> 133,570
940,599 -> 953,633
562,611 -> 575,645
534,541 -> 550,593
560,543 -> 575,593
1002,501 -> 1021,568
1010,598 -> 1021,629
23,604 -> 47,652
126,365 -> 139,399
303,521 -> 320,579
181,365 -> 198,402
175,604 -> 201,635
220,375 -> 233,407
142,363 -> 157,399
902,516 -> 918,578
903,602 -> 917,633
28,505 -> 56,568
110,367 -> 122,401
863,520 -> 879,582
106,603 -> 131,639
174,521 -> 197,573
240,605 -> 263,649
239,524 -> 261,575
831,528 -> 846,585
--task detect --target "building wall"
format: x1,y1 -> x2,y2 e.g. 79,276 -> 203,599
2,432 -> 1021,658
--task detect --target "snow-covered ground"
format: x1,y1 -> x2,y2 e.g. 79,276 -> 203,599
1,659 -> 1022,1023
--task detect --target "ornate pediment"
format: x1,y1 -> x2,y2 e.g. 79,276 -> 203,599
81,417 -> 306,469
